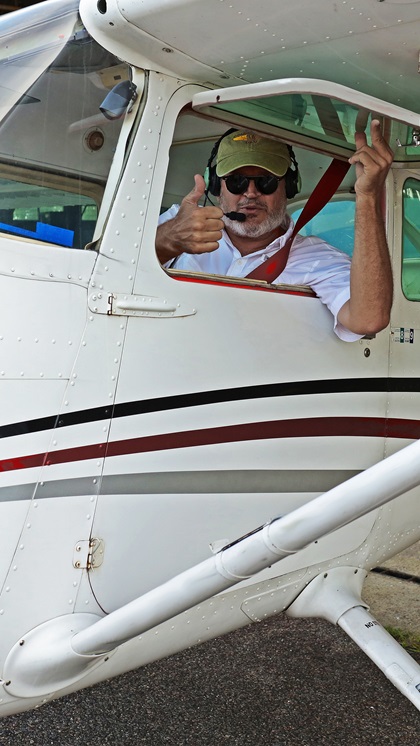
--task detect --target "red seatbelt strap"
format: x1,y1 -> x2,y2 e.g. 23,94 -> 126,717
245,158 -> 351,283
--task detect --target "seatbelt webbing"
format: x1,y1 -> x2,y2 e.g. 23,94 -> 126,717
245,158 -> 351,283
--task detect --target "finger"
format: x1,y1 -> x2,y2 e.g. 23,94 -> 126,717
182,174 -> 206,207
349,148 -> 383,167
370,119 -> 384,146
352,120 -> 393,165
196,216 -> 224,231
185,212 -> 224,250
370,119 -> 394,159
191,241 -> 221,254
187,232 -> 223,253
354,130 -> 367,152
193,230 -> 223,244
349,146 -> 390,173
349,139 -> 389,169
193,209 -> 224,226
355,109 -> 369,134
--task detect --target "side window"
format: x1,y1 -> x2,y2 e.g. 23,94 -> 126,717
402,177 -> 420,301
0,16 -> 130,250
291,200 -> 355,257
0,176 -> 98,249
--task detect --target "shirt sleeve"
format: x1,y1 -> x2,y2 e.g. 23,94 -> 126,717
329,287 -> 363,342
158,204 -> 180,225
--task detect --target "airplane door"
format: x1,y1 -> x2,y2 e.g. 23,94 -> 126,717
87,78 -> 392,613
374,167 -> 420,556
387,168 -> 420,452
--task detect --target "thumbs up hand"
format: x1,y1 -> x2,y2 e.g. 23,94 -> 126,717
156,175 -> 224,264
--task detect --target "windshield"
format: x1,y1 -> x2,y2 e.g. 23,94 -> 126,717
0,1 -> 130,249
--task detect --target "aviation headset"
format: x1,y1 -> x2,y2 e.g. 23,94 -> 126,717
204,128 -> 301,199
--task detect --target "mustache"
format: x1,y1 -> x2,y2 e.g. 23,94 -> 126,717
237,199 -> 267,210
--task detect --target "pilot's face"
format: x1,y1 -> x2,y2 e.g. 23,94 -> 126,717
218,166 -> 288,237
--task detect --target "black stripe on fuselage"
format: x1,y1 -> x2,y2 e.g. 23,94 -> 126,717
1,377 -> 419,440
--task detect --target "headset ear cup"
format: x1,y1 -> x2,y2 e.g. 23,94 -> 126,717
205,128 -> 237,197
285,146 -> 301,199
207,165 -> 221,196
285,166 -> 300,199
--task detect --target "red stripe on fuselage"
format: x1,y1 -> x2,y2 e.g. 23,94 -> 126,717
0,417 -> 419,474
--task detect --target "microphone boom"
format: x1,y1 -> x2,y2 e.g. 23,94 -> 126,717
224,211 -> 246,222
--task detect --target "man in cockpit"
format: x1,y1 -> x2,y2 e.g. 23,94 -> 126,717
155,121 -> 393,342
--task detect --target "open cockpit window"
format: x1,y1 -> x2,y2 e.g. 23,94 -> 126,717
192,79 -> 420,164
0,2 -> 131,249
160,110 -> 356,294
161,80 -> 420,301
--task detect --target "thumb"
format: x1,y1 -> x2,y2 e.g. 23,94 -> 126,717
182,173 -> 206,208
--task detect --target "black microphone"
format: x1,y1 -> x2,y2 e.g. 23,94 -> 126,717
224,211 -> 246,222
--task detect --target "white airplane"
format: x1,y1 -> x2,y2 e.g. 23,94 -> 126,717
0,0 -> 419,718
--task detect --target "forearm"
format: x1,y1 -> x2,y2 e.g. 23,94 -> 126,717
338,194 -> 393,335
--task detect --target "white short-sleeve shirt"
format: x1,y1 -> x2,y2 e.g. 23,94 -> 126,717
159,205 -> 361,342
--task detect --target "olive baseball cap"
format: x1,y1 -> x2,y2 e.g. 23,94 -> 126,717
216,131 -> 291,177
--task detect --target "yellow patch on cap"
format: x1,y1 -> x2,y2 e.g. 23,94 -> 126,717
233,133 -> 260,143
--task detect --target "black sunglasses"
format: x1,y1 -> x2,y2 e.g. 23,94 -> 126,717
221,173 -> 284,195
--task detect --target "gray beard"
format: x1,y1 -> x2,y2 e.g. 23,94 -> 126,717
220,200 -> 289,239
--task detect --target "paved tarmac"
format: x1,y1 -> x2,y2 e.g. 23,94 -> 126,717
0,545 -> 419,745
0,616 -> 419,745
